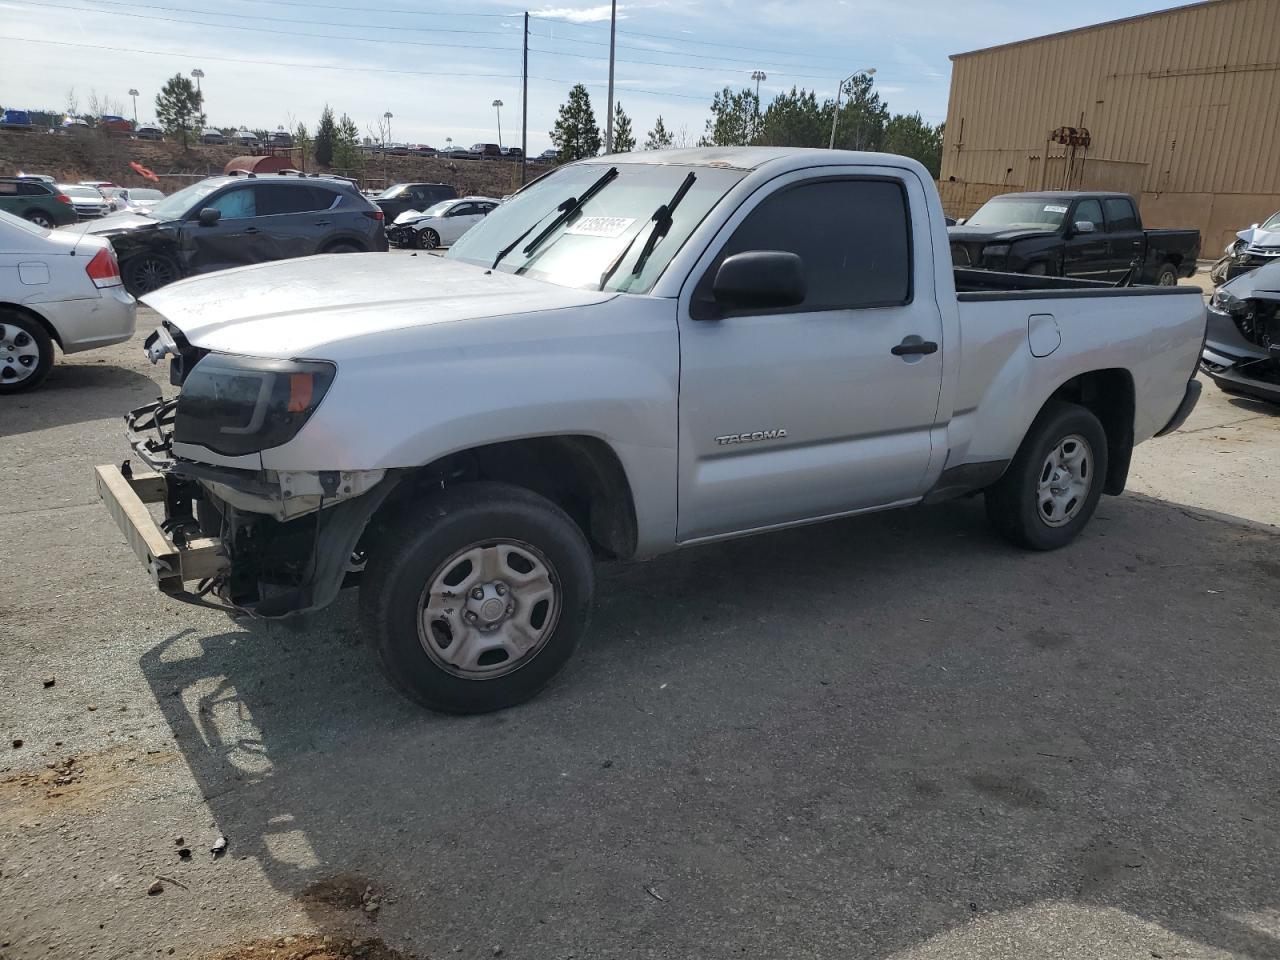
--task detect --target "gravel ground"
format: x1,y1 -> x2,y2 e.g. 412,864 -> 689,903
2,276 -> 1278,960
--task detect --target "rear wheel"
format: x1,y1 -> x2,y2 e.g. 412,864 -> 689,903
360,481 -> 595,713
325,242 -> 362,254
24,210 -> 55,229
417,228 -> 441,250
0,311 -> 55,393
985,401 -> 1108,550
1155,262 -> 1179,286
124,254 -> 179,295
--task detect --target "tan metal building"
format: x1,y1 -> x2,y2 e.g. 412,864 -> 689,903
939,0 -> 1280,251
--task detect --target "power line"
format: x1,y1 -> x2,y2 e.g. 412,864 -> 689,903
527,44 -> 842,82
208,0 -> 516,16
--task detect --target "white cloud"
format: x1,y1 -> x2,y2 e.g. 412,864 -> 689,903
533,4 -> 621,22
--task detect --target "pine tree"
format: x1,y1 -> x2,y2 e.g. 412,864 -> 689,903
154,74 -> 204,148
332,113 -> 363,170
550,84 -> 601,162
644,115 -> 673,150
611,102 -> 635,153
701,87 -> 760,146
314,104 -> 337,167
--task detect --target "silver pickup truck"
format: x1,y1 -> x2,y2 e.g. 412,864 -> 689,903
97,147 -> 1206,713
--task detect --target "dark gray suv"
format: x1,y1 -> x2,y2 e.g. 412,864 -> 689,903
74,173 -> 388,295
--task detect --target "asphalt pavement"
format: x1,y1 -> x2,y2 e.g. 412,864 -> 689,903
2,297 -> 1278,960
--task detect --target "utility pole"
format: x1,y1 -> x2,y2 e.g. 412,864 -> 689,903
492,99 -> 504,149
128,88 -> 139,127
605,0 -> 617,153
521,11 -> 529,184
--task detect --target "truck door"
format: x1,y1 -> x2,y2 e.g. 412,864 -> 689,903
1061,198 -> 1108,279
675,171 -> 945,543
1102,197 -> 1143,279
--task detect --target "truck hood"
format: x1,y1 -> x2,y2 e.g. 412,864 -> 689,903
141,252 -> 617,357
947,225 -> 1056,244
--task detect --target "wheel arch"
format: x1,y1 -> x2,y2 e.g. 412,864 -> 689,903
0,301 -> 63,349
1046,368 -> 1135,495
373,435 -> 640,560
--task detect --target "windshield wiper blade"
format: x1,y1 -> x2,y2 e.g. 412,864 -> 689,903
624,171 -> 697,284
490,203 -> 564,270
518,166 -> 618,264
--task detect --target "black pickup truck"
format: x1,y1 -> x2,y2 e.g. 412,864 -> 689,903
949,191 -> 1200,285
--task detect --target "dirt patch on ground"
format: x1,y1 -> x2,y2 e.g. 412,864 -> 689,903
298,874 -> 384,914
201,935 -> 420,960
0,745 -> 178,826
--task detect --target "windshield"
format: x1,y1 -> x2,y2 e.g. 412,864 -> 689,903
61,185 -> 103,198
1261,211 -> 1280,230
416,200 -> 453,219
378,184 -> 407,199
130,189 -> 165,202
447,162 -> 744,293
147,179 -> 227,220
966,198 -> 1068,230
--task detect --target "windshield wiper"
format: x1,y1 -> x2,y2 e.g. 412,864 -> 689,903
598,171 -> 697,290
490,166 -> 619,272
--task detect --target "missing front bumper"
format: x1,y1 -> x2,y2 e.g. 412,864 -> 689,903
94,463 -> 228,595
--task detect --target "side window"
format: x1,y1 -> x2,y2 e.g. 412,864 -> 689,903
256,184 -> 332,216
1104,197 -> 1139,231
448,203 -> 475,217
1073,199 -> 1104,231
206,185 -> 257,219
704,178 -> 912,313
0,182 -> 19,195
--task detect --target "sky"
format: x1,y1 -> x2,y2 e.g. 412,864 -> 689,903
1,0 -> 1198,153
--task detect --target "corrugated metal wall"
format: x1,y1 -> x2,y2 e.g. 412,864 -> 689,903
941,0 -> 1280,199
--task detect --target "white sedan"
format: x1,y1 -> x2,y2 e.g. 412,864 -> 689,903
0,210 -> 135,393
390,196 -> 500,249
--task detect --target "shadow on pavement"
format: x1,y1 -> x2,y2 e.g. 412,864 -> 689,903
1226,395 -> 1280,417
140,493 -> 1280,959
1,360 -> 160,437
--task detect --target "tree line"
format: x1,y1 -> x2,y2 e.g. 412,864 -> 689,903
550,77 -> 943,177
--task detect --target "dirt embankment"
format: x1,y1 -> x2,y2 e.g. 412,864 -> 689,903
0,130 -> 529,197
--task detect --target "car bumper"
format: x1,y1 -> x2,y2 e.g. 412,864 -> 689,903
1154,378 -> 1202,436
386,224 -> 417,246
1199,304 -> 1280,403
44,286 -> 136,354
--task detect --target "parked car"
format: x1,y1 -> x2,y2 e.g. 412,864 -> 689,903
99,115 -> 133,136
235,131 -> 261,147
58,184 -> 113,219
388,143 -> 410,156
135,123 -> 164,141
386,196 -> 499,249
502,147 -> 524,160
97,147 -> 1205,714
269,130 -> 294,148
16,173 -> 57,185
112,187 -> 165,212
536,148 -> 559,163
69,173 -> 387,295
409,144 -> 436,156
60,117 -> 91,134
0,209 -> 134,393
949,191 -> 1200,285
1210,209 -> 1280,285
200,128 -> 229,145
1201,258 -> 1280,404
1,109 -> 35,131
470,143 -> 502,160
0,178 -> 77,228
372,182 -> 458,222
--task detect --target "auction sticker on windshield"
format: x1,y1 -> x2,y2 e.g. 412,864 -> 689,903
566,216 -> 635,238
1044,205 -> 1069,214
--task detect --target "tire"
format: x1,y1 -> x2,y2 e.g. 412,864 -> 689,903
325,242 -> 362,254
359,481 -> 595,713
984,400 -> 1108,551
1155,262 -> 1179,286
0,310 -> 55,394
123,254 -> 179,296
24,210 -> 55,229
417,229 -> 441,250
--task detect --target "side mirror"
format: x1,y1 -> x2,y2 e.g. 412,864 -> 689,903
1073,220 -> 1096,234
197,207 -> 222,227
711,251 -> 806,313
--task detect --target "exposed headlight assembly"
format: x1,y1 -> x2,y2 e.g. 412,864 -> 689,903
175,354 -> 336,456
1210,288 -> 1248,315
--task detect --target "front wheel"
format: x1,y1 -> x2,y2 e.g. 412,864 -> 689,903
359,482 -> 595,713
24,211 -> 55,229
124,254 -> 179,295
416,228 -> 441,250
985,400 -> 1108,550
0,311 -> 55,393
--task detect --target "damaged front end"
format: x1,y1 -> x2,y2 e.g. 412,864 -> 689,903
97,328 -> 400,618
1201,264 -> 1280,405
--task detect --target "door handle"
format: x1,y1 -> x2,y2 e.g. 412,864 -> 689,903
244,227 -> 260,234
891,336 -> 938,357
314,220 -> 332,226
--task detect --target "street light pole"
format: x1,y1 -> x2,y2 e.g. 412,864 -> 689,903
750,70 -> 766,139
492,99 -> 504,149
383,111 -> 393,185
128,88 -> 139,127
828,66 -> 875,150
604,0 -> 617,153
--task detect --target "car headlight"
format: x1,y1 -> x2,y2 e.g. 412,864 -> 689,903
174,354 -> 335,456
1210,288 -> 1247,315
1225,240 -> 1243,257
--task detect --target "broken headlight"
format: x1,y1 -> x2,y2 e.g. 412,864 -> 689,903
1210,288 -> 1247,315
174,354 -> 336,456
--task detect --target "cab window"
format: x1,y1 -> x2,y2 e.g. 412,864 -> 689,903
1104,197 -> 1139,231
1073,199 -> 1104,232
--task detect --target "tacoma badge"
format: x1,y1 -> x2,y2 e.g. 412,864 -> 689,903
715,429 -> 788,446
